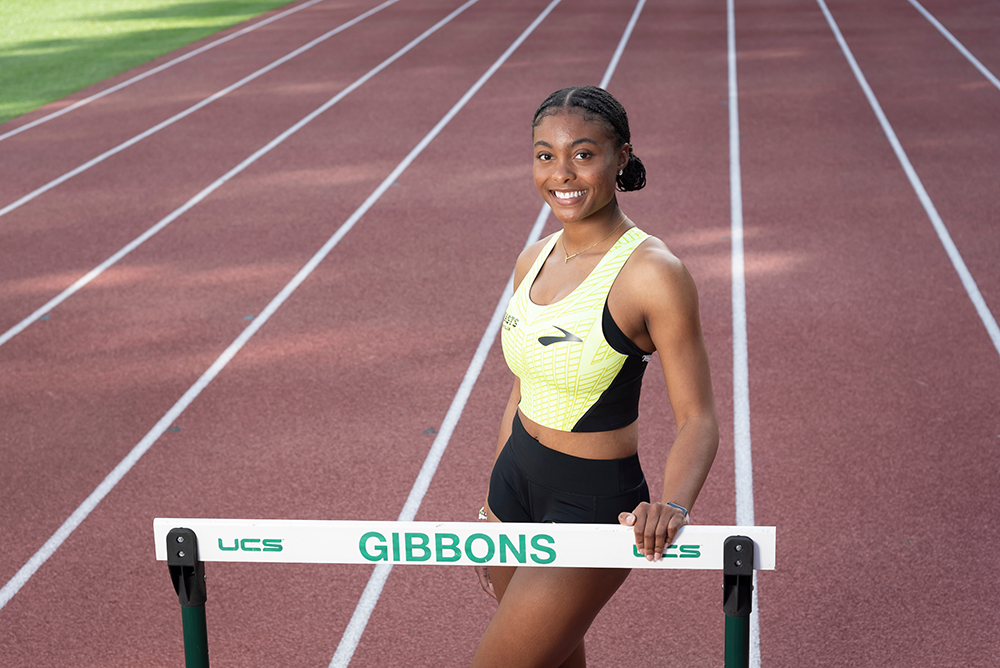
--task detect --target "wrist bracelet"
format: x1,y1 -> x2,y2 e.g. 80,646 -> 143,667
666,502 -> 688,518
478,506 -> 488,521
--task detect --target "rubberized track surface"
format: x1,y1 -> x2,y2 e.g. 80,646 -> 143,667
1,0 -> 998,665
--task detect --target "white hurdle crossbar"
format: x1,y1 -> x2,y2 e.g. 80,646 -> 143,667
154,519 -> 775,667
154,518 -> 774,570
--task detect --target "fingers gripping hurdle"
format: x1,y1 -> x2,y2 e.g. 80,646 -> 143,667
155,519 -> 776,667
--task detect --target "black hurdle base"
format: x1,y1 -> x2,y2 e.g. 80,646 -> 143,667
723,535 -> 755,668
167,527 -> 210,668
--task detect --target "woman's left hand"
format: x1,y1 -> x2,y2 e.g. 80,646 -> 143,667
619,502 -> 690,561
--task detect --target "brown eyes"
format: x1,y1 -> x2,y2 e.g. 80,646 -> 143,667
535,152 -> 592,161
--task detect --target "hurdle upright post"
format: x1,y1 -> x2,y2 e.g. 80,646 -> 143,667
723,535 -> 754,668
167,527 -> 210,668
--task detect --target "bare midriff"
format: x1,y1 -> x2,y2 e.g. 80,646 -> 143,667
517,409 -> 639,460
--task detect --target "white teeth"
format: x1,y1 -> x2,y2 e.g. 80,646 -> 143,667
554,190 -> 584,200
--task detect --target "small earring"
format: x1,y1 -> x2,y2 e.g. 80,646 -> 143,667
618,169 -> 623,176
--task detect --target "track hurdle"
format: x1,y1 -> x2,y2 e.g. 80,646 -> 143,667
154,519 -> 776,667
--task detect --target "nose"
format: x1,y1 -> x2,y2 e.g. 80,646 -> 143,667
552,157 -> 575,183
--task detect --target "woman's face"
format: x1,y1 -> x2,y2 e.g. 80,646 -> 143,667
532,109 -> 629,224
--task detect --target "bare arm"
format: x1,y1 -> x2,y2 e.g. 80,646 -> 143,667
619,244 -> 719,560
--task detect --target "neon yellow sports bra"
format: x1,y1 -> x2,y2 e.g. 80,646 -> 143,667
501,227 -> 652,433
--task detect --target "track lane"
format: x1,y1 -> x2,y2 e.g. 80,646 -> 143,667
0,0 -> 402,223
0,0 -> 502,596
0,1 -> 575,664
907,0 -> 1000,91
817,0 -> 1000,352
910,0 -> 1000,76
733,1 -> 1000,665
0,0 -> 475,341
0,0 -> 385,202
0,0 -> 333,143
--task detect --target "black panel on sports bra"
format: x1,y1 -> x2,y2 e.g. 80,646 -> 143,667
602,300 -> 652,357
570,303 -> 652,432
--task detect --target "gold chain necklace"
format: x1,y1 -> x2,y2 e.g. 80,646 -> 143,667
561,216 -> 628,263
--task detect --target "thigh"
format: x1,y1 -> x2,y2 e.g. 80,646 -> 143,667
472,566 -> 630,668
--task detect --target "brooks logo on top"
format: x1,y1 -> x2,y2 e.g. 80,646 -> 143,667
538,326 -> 582,346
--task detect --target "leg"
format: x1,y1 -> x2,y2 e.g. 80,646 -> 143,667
472,565 -> 630,668
559,638 -> 586,668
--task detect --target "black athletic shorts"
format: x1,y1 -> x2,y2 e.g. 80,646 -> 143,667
488,412 -> 650,524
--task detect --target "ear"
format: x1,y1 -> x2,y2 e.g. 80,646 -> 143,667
617,143 -> 631,173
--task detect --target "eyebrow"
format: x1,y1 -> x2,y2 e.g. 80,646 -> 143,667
533,137 -> 600,148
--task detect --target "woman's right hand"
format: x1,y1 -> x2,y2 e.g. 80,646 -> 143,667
476,503 -> 497,598
475,565 -> 496,599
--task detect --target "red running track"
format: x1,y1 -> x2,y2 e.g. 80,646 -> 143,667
1,0 -> 998,666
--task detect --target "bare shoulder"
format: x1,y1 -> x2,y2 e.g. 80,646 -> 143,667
623,235 -> 699,310
512,232 -> 557,289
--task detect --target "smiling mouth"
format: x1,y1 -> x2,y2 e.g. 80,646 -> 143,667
551,189 -> 585,202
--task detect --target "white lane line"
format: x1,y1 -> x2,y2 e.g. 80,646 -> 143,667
0,0 -> 484,611
816,0 -> 1000,358
328,203 -> 551,668
0,0 -> 401,221
907,0 -> 1000,92
0,0 -> 468,351
727,0 -> 761,665
0,0 -> 331,142
599,0 -> 646,89
327,1 -> 646,664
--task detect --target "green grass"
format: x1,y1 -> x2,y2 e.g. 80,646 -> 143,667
0,0 -> 298,124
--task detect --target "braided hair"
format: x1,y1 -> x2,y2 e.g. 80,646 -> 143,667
532,86 -> 646,192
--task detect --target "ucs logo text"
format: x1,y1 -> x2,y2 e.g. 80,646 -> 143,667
218,538 -> 283,552
359,531 -> 556,564
633,544 -> 701,558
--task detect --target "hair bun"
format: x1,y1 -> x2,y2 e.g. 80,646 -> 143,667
617,152 -> 646,192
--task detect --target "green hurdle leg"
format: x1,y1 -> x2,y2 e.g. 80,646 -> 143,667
725,614 -> 750,666
723,536 -> 754,668
180,605 -> 209,668
168,528 -> 210,668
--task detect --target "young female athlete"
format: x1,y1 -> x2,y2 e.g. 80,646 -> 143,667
472,86 -> 719,668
